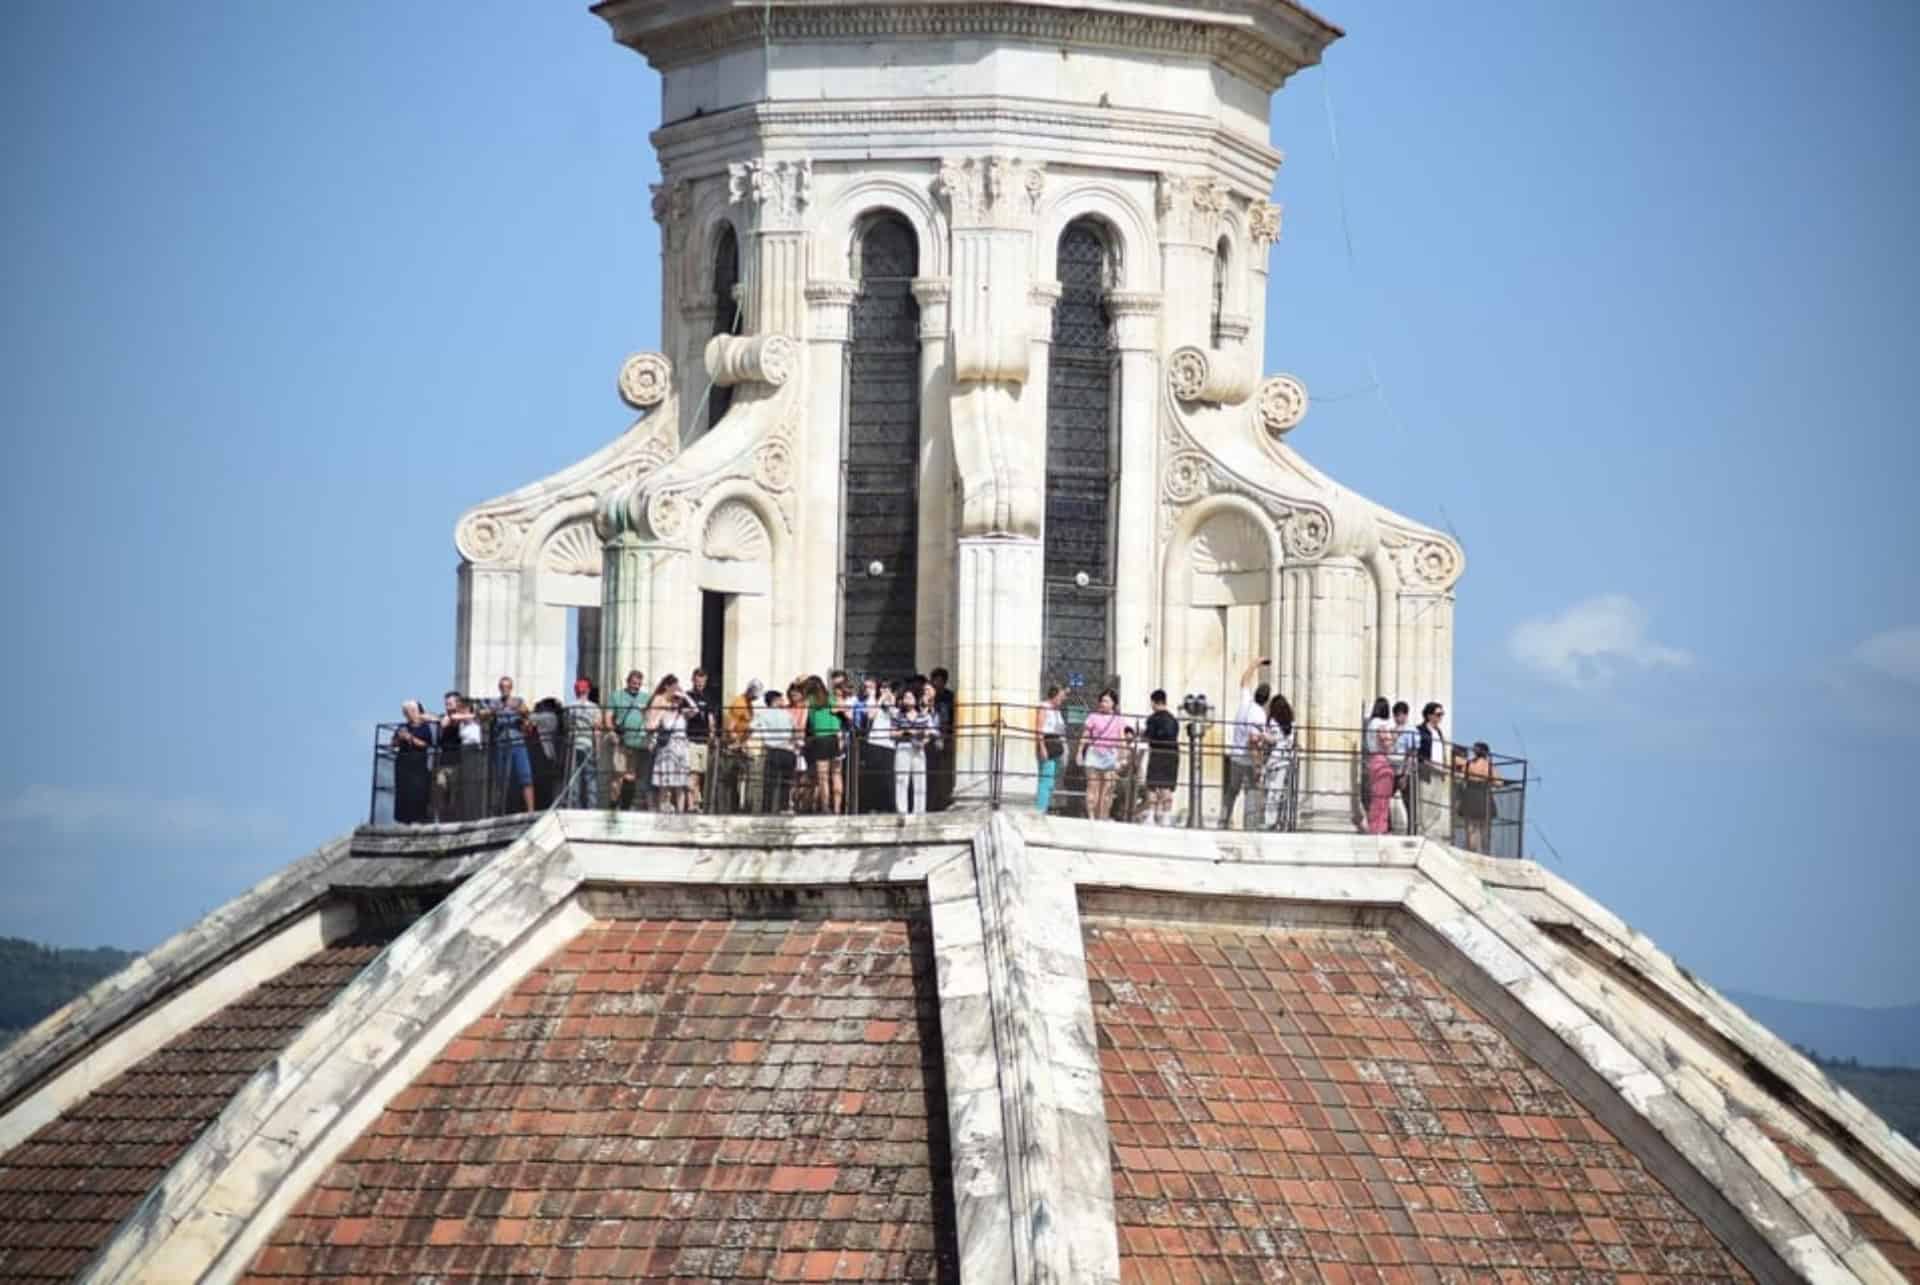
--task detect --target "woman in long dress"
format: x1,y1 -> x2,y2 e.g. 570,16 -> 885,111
1363,696 -> 1395,834
647,675 -> 692,813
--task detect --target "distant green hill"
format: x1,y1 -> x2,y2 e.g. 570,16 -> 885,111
0,936 -> 138,1046
1802,1049 -> 1920,1146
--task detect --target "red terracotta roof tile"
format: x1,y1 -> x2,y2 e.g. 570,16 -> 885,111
1087,921 -> 1755,1284
1761,1125 -> 1920,1280
243,916 -> 957,1282
0,939 -> 387,1283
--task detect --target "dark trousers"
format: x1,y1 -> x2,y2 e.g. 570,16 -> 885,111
764,750 -> 795,814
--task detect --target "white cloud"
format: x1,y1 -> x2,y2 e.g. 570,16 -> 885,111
1852,625 -> 1920,685
0,784 -> 286,846
1819,625 -> 1920,733
1508,594 -> 1693,688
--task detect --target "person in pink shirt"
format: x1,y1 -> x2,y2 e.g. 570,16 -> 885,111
1078,688 -> 1128,820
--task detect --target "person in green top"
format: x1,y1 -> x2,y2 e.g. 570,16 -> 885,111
803,674 -> 844,814
606,669 -> 649,809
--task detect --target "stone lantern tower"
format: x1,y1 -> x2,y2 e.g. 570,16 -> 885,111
452,0 -> 1465,811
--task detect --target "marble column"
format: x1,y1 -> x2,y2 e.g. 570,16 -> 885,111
1155,174 -> 1229,350
1106,291 -> 1162,697
934,156 -> 1048,800
913,277 -> 954,670
802,279 -> 854,674
1299,556 -> 1370,832
598,532 -> 693,698
955,537 -> 1044,802
455,565 -> 520,696
728,157 -> 812,341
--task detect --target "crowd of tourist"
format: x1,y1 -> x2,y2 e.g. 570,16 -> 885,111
384,658 -> 1509,852
386,668 -> 961,824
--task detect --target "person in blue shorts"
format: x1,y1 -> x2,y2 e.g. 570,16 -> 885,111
485,675 -> 536,815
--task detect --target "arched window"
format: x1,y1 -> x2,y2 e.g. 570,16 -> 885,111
1042,218 -> 1118,695
707,224 -> 742,432
841,213 -> 921,679
1211,236 -> 1229,350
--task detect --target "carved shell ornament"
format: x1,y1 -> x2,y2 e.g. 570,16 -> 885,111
704,501 -> 771,564
1167,350 -> 1209,402
1163,453 -> 1211,504
1257,375 -> 1309,439
753,440 -> 794,493
457,513 -> 522,564
542,523 -> 601,577
1282,510 -> 1331,561
618,353 -> 672,410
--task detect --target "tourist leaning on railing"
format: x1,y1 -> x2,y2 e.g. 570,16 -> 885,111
391,701 -> 437,825
1460,741 -> 1502,854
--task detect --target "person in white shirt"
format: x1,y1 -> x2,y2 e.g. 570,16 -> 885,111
1389,700 -> 1416,833
891,689 -> 933,814
754,689 -> 798,813
1220,658 -> 1271,828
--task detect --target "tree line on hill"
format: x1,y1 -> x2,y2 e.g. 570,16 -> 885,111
0,936 -> 137,1045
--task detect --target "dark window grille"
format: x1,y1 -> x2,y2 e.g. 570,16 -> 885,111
1043,219 -> 1116,693
709,225 -> 741,431
1211,237 -> 1228,350
841,215 -> 921,680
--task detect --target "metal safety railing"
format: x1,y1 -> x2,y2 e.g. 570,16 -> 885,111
368,701 -> 1527,857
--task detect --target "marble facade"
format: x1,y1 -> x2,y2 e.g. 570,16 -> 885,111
452,0 -> 1465,808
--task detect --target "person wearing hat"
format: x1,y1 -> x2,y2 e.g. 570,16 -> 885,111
564,677 -> 605,808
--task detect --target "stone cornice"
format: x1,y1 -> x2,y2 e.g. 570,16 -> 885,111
597,1 -> 1341,92
653,98 -> 1283,195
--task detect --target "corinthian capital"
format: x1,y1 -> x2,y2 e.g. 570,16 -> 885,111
1156,172 -> 1232,245
727,157 -> 812,231
934,155 -> 1045,230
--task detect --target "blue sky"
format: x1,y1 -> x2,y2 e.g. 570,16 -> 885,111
2,1 -> 1915,1008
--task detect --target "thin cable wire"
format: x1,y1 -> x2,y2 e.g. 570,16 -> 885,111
1317,61 -> 1467,610
685,294 -> 748,429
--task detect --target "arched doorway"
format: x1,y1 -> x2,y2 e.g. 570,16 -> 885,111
1043,218 -> 1118,696
841,213 -> 921,680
